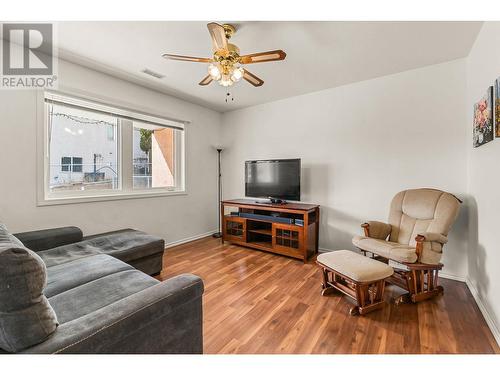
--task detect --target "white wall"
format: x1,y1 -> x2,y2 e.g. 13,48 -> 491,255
465,22 -> 500,342
221,59 -> 469,279
0,59 -> 222,244
0,29 -> 497,343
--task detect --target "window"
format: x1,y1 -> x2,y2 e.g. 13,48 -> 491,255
71,157 -> 83,173
61,157 -> 71,172
133,122 -> 180,189
48,104 -> 119,193
42,91 -> 186,203
60,157 -> 83,173
106,124 -> 115,141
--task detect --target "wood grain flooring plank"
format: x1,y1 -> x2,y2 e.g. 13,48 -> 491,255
160,237 -> 500,354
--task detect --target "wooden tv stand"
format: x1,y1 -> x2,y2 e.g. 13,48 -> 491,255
221,199 -> 320,263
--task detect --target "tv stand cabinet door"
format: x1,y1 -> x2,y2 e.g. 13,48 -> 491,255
223,216 -> 247,243
272,223 -> 304,258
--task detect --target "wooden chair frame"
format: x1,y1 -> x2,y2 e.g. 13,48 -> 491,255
358,224 -> 444,304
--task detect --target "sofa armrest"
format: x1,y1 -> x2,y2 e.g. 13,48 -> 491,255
23,274 -> 204,354
13,227 -> 83,252
361,221 -> 392,240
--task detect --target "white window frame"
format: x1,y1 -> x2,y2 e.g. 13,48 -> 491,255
37,89 -> 188,206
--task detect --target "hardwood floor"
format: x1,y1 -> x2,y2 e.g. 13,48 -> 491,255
160,237 -> 500,354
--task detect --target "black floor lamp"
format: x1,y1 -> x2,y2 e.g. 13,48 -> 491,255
212,146 -> 223,238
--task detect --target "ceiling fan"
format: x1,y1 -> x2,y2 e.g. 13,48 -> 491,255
162,23 -> 286,87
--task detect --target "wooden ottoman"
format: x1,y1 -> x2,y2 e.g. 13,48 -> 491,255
317,250 -> 394,316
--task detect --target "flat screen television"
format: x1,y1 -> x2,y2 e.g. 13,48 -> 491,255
245,159 -> 301,202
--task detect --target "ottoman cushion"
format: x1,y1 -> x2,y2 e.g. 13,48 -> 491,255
317,250 -> 393,282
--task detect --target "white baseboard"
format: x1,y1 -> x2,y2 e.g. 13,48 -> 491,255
165,229 -> 217,249
465,278 -> 500,347
439,272 -> 466,282
318,247 -> 335,253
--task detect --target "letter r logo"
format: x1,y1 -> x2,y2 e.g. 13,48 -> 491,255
2,23 -> 53,75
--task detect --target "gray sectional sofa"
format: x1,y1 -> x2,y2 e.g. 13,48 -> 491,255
0,225 -> 204,354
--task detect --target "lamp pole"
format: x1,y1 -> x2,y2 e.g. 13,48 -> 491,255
212,147 -> 223,238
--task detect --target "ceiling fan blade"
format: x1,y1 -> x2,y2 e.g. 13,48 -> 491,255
199,75 -> 213,86
207,22 -> 228,52
162,54 -> 212,63
240,50 -> 286,64
243,69 -> 264,87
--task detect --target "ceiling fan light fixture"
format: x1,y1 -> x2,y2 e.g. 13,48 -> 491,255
208,63 -> 221,80
230,66 -> 244,82
219,77 -> 234,87
163,23 -> 285,89
219,74 -> 233,87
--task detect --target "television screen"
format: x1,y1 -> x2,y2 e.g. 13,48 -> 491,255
245,159 -> 301,201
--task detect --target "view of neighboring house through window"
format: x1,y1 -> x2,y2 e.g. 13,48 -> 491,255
133,122 -> 177,189
48,104 -> 119,193
44,92 -> 185,201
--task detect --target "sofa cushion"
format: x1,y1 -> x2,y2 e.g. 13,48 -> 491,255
38,229 -> 164,268
37,244 -> 102,267
0,224 -> 58,352
48,269 -> 158,324
14,226 -> 83,252
81,229 -> 165,263
45,254 -> 133,298
352,235 -> 418,263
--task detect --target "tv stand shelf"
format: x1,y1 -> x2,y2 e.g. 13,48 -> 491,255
221,199 -> 320,263
248,228 -> 273,236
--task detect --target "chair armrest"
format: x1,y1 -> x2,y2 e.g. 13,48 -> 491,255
415,233 -> 448,262
415,232 -> 448,244
23,274 -> 204,354
361,221 -> 392,240
14,226 -> 83,252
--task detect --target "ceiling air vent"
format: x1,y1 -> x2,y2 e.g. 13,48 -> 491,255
141,68 -> 165,79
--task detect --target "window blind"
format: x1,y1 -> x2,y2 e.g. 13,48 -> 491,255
44,91 -> 187,130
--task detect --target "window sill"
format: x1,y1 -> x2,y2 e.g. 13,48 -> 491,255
37,190 -> 187,207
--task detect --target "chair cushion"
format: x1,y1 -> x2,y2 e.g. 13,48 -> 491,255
352,235 -> 418,263
0,224 -> 58,352
45,254 -> 134,298
388,189 -> 460,246
48,269 -> 158,324
317,250 -> 393,282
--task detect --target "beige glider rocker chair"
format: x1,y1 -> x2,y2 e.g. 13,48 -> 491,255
352,188 -> 461,304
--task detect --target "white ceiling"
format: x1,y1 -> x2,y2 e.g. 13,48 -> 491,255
56,21 -> 483,112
